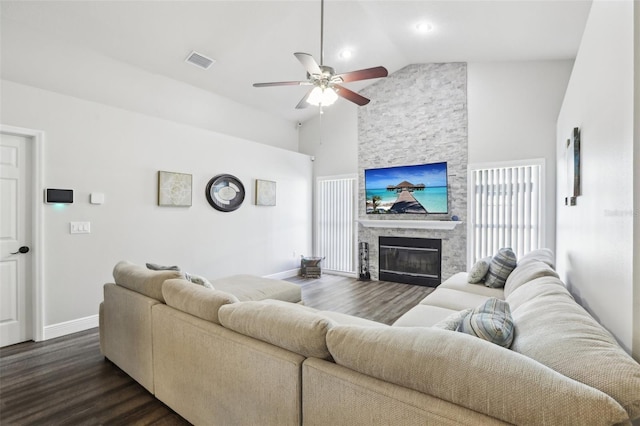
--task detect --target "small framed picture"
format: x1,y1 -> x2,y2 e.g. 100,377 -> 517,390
158,171 -> 192,207
255,179 -> 276,206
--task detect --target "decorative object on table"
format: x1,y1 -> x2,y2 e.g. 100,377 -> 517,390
300,256 -> 324,278
205,174 -> 245,212
158,171 -> 192,207
358,242 -> 371,281
255,179 -> 277,206
564,127 -> 581,206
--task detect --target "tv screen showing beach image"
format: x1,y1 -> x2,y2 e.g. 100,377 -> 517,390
365,162 -> 448,214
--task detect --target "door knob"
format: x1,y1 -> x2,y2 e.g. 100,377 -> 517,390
11,246 -> 30,255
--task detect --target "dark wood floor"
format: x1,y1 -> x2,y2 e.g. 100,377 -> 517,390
0,275 -> 433,425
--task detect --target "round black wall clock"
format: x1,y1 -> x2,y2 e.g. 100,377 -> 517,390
205,174 -> 245,212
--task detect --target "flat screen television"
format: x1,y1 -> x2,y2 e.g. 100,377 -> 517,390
365,162 -> 448,214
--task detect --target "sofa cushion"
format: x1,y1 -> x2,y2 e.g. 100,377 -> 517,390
318,310 -> 387,327
113,260 -> 183,302
459,298 -> 514,348
419,288 -> 496,311
510,282 -> 640,420
432,308 -> 472,331
211,274 -> 301,303
517,248 -> 555,269
505,276 -> 568,311
503,260 -> 560,298
326,326 -> 628,425
484,248 -> 517,288
218,300 -> 335,359
392,305 -> 458,327
438,273 -> 506,298
467,257 -> 491,283
162,278 -> 239,325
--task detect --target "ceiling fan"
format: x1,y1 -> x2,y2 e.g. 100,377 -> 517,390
253,0 -> 388,110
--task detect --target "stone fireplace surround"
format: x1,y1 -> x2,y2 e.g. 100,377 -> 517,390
358,63 -> 468,282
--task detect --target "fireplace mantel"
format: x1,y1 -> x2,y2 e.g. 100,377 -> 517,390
357,219 -> 463,230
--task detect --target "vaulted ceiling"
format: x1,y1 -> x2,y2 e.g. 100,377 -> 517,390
1,1 -> 592,123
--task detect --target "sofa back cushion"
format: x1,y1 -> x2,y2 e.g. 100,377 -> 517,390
517,248 -> 555,268
113,261 -> 183,302
503,260 -> 560,298
218,300 -> 336,359
162,278 -> 239,325
326,325 -> 627,425
509,281 -> 640,420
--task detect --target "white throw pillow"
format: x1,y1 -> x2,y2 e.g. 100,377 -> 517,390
468,257 -> 491,283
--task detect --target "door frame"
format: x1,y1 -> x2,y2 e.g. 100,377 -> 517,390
1,124 -> 45,342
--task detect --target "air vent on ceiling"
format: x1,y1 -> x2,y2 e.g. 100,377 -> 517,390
185,51 -> 216,70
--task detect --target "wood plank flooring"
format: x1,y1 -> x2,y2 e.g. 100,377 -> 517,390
0,275 -> 433,425
290,274 -> 434,325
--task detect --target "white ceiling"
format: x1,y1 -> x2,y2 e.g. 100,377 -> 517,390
1,0 -> 592,123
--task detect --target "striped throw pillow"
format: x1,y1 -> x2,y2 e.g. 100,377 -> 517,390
459,298 -> 515,348
485,248 -> 517,288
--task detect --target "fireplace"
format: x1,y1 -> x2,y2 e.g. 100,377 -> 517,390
378,236 -> 442,287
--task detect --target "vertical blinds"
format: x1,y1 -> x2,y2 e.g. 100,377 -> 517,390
316,176 -> 356,273
469,162 -> 544,263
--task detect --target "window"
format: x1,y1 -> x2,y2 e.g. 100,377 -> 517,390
315,175 -> 357,274
468,160 -> 545,266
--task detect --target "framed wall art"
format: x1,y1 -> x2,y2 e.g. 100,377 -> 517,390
565,127 -> 581,206
255,179 -> 276,206
158,171 -> 192,207
205,174 -> 245,212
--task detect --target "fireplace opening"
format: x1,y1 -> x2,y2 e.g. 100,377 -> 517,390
379,236 -> 442,287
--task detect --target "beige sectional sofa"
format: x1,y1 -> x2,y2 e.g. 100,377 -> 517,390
99,252 -> 640,425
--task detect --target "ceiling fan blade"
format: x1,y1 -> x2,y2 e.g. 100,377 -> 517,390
334,85 -> 370,106
295,89 -> 313,109
294,52 -> 322,75
335,66 -> 388,83
253,81 -> 310,87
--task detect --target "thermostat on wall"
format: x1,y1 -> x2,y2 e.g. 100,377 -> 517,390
45,188 -> 74,204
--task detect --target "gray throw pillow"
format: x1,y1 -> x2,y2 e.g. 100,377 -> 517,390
468,257 -> 491,283
432,308 -> 473,331
458,298 -> 515,348
146,262 -> 180,271
484,248 -> 517,288
184,272 -> 214,289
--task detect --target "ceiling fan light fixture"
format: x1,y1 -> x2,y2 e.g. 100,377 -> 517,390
306,86 -> 338,106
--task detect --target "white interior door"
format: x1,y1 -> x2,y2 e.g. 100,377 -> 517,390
1,132 -> 33,347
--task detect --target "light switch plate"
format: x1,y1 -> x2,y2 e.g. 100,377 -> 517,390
90,193 -> 105,204
70,221 -> 91,234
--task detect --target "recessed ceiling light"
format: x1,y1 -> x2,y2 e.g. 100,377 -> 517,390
415,22 -> 434,33
339,49 -> 353,60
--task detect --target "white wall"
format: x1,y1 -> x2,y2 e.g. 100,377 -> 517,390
556,0 -> 635,355
468,60 -> 574,254
299,60 -> 572,256
634,0 -> 640,362
1,18 -> 299,152
1,80 -> 312,329
298,102 -> 358,179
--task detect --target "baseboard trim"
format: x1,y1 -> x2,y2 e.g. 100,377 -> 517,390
264,269 -> 300,280
43,314 -> 99,340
